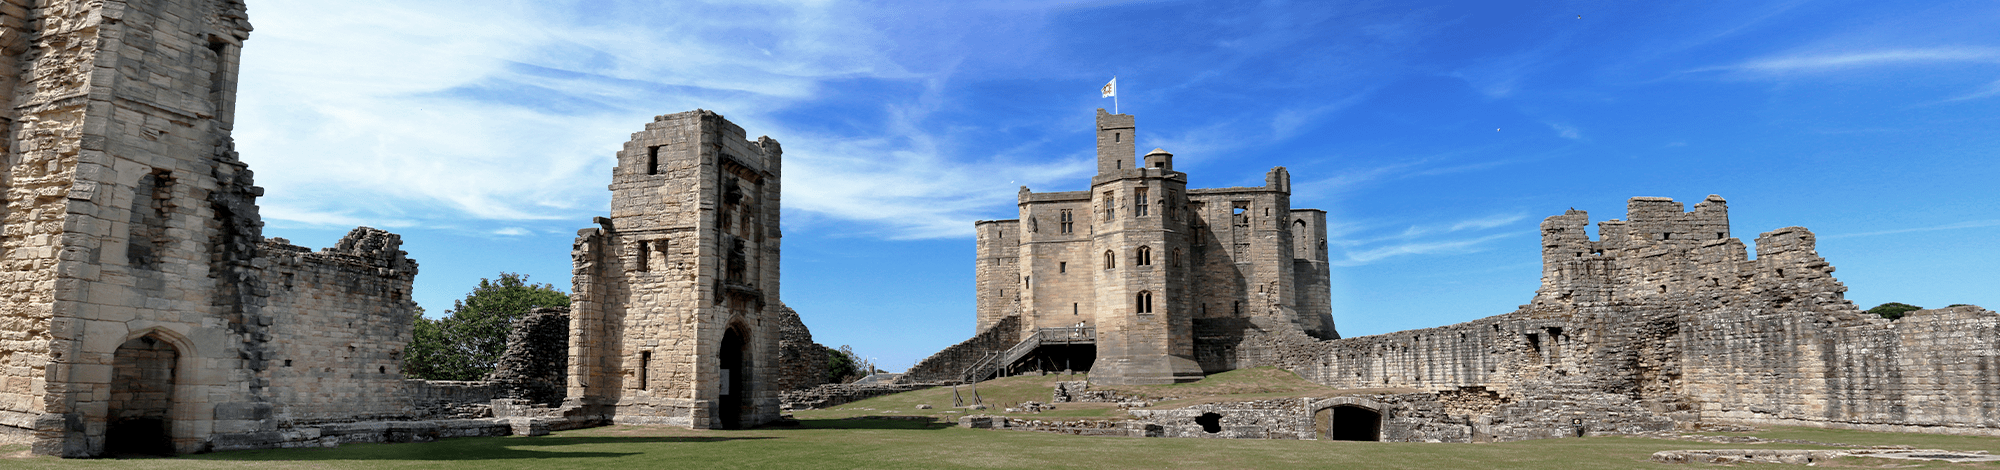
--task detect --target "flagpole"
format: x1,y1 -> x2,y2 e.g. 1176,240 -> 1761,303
1113,76 -> 1119,114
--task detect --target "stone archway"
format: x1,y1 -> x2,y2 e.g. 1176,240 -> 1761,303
718,322 -> 752,429
107,334 -> 179,455
1311,397 -> 1388,442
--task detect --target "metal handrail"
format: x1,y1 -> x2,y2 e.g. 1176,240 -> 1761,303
959,327 -> 1097,384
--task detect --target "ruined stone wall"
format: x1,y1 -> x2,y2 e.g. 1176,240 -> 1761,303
898,315 -> 1019,384
1216,196 -> 2000,437
258,229 -> 420,425
489,307 -> 569,407
569,110 -> 786,429
772,304 -> 827,392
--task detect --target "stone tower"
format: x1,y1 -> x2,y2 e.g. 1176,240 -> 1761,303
569,110 -> 786,429
1084,110 -> 1202,385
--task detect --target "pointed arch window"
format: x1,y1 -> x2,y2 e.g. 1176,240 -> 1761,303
1136,291 -> 1154,314
1104,250 -> 1116,269
1136,246 -> 1152,266
1171,248 -> 1183,267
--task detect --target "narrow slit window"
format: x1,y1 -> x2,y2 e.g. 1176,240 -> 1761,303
647,146 -> 661,175
639,351 -> 652,390
1059,261 -> 1067,273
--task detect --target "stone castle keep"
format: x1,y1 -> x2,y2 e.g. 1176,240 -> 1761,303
942,110 -> 1339,385
0,0 -> 1994,458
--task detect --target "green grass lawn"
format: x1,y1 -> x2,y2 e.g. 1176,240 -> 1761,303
6,420 -> 1998,469
8,372 -> 1997,468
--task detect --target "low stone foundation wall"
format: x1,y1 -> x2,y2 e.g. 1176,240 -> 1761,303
781,383 -> 938,410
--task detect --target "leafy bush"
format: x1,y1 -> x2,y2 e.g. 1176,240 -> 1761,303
1865,302 -> 1922,321
405,273 -> 570,381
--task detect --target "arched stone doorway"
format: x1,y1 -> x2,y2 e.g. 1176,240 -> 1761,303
718,323 -> 751,429
107,334 -> 179,455
1312,397 -> 1387,442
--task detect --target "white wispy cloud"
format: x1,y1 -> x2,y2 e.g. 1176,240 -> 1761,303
1707,47 -> 2000,74
1546,122 -> 1583,140
1324,213 -> 1529,266
1824,219 -> 2000,239
1333,233 -> 1518,267
235,0 -> 1073,239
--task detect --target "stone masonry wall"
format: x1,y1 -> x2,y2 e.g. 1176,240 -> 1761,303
898,315 -> 1020,384
258,229 -> 420,426
773,304 -> 828,392
1217,196 -> 2000,437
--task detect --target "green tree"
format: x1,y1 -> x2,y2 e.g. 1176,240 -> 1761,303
404,273 -> 570,381
825,345 -> 877,384
1865,302 -> 1922,321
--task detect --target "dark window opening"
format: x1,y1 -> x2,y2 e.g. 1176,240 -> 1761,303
647,146 -> 661,175
1073,303 -> 1079,315
283,360 -> 291,367
1776,268 -> 1784,278
1104,192 -> 1116,219
379,366 -> 386,374
1136,246 -> 1152,266
635,241 -> 651,272
1136,291 -> 1153,314
1525,333 -> 1541,352
1104,250 -> 1116,269
1059,261 -> 1067,273
1116,160 -> 1122,169
1716,232 -> 1725,239
1153,161 -> 1163,168
1114,132 -> 1120,143
639,351 -> 651,390
1196,412 -> 1223,433
1059,210 -> 1074,233
1233,301 -> 1241,316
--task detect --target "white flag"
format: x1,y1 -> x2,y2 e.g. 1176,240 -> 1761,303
1101,77 -> 1117,98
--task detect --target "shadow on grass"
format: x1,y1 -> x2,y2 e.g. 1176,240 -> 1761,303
183,435 -> 775,461
787,418 -> 954,431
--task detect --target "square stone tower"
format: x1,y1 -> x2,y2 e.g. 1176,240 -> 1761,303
568,110 -> 785,429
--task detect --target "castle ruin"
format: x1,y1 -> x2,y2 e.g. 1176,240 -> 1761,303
0,0 -> 819,456
909,111 -> 1998,441
567,110 -> 789,429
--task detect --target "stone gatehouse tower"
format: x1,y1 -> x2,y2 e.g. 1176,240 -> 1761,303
568,110 -> 786,429
952,110 -> 1340,385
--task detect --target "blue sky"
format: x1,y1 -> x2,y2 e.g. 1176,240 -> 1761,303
235,0 -> 1999,371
